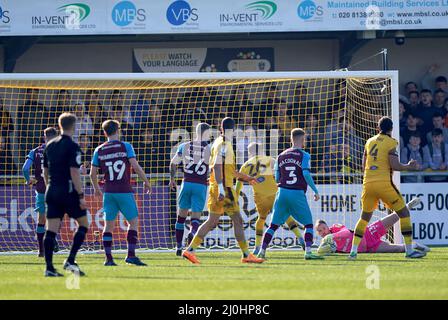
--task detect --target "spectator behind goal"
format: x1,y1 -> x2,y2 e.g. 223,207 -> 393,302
420,64 -> 448,94
407,90 -> 419,111
416,89 -> 438,135
16,88 -> 50,161
0,97 -> 14,174
399,81 -> 418,105
401,132 -> 428,183
401,112 -> 426,146
424,128 -> 448,182
426,112 -> 448,144
434,76 -> 448,94
433,89 -> 447,115
445,98 -> 448,127
399,100 -> 408,128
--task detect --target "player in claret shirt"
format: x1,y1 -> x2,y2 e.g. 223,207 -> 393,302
183,117 -> 263,264
315,198 -> 430,255
258,128 -> 322,260
22,127 -> 58,257
90,120 -> 151,267
169,123 -> 211,256
235,142 -> 305,255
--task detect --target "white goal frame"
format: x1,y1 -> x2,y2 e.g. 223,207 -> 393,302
0,70 -> 401,253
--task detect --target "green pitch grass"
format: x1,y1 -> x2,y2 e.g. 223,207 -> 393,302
1,248 -> 447,300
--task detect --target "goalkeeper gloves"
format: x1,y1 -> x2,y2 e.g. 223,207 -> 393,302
317,234 -> 337,256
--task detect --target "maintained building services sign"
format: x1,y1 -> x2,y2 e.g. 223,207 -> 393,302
0,1 -> 447,36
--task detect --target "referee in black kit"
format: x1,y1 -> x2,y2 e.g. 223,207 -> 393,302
43,113 -> 89,277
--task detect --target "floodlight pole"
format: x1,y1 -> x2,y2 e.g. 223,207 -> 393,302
384,48 -> 403,245
382,48 -> 388,71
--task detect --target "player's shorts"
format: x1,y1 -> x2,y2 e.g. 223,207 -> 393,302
361,181 -> 406,213
178,181 -> 207,213
207,184 -> 240,216
35,192 -> 45,214
361,220 -> 388,253
103,193 -> 138,222
271,188 -> 313,226
45,187 -> 87,220
254,194 -> 276,219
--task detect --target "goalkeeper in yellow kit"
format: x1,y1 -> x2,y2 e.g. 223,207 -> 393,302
236,142 -> 305,255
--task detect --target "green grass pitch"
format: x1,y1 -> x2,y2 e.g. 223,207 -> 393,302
1,248 -> 447,300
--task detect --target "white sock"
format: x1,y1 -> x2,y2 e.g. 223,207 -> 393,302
351,244 -> 358,254
306,246 -> 311,254
405,244 -> 413,253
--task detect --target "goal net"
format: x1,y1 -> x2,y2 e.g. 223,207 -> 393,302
0,71 -> 399,253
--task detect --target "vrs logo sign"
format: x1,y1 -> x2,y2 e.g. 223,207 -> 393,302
166,0 -> 198,26
112,1 -> 146,27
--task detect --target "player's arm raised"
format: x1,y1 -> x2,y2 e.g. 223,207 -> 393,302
169,145 -> 183,191
22,154 -> 36,186
388,148 -> 419,171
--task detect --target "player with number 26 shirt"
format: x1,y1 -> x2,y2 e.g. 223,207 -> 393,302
90,120 -> 151,267
169,123 -> 211,255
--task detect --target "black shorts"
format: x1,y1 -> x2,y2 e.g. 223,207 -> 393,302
45,187 -> 87,220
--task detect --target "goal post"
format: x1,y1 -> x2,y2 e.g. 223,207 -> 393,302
0,71 -> 400,253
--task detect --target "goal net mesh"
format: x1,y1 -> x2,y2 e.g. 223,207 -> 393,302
0,74 -> 396,253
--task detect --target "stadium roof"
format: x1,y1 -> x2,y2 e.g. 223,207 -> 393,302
1,29 -> 447,73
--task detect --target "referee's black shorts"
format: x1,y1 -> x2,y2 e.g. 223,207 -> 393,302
45,186 -> 87,220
